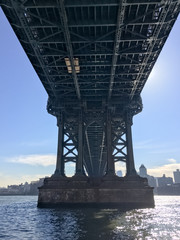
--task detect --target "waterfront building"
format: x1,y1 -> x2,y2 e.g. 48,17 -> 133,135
157,174 -> 173,187
0,178 -> 44,195
173,169 -> 180,183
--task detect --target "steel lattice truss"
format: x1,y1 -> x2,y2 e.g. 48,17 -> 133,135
1,0 -> 179,176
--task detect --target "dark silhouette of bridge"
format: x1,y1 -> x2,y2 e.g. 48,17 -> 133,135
1,0 -> 179,207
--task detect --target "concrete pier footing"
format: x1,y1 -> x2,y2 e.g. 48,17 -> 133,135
38,175 -> 154,208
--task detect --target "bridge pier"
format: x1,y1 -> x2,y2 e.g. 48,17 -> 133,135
38,102 -> 154,208
38,175 -> 154,208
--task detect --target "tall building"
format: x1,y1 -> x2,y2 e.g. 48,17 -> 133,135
173,169 -> 180,183
138,164 -> 156,188
139,164 -> 147,177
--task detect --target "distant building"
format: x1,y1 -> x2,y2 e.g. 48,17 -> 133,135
173,169 -> 180,183
157,174 -> 173,187
157,183 -> 180,195
139,164 -> 147,177
0,178 -> 45,195
116,170 -> 123,177
138,164 -> 157,188
23,182 -> 31,194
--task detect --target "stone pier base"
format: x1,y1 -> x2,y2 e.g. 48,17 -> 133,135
38,175 -> 154,208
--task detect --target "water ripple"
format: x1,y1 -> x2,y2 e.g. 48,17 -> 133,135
0,196 -> 179,239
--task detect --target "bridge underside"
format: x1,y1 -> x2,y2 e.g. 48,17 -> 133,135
1,0 -> 179,207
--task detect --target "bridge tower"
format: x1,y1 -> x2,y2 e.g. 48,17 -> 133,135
1,0 -> 179,208
38,96 -> 154,208
53,99 -> 142,178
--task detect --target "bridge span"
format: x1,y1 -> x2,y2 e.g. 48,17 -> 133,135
1,0 -> 179,207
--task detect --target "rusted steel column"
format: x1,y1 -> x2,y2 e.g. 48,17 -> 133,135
106,110 -> 115,175
125,112 -> 137,176
54,114 -> 65,176
76,111 -> 84,175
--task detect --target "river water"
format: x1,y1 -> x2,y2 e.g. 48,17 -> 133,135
0,195 -> 179,240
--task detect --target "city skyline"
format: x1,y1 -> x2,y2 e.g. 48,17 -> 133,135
0,8 -> 180,187
1,166 -> 179,190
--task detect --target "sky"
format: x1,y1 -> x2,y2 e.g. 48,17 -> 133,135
0,8 -> 180,187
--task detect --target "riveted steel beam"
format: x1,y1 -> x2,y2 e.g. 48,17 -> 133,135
57,0 -> 81,100
130,1 -> 180,99
8,0 -> 57,98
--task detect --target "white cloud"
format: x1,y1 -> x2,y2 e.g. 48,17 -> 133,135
0,173 -> 50,188
167,158 -> 177,163
19,174 -> 50,183
115,162 -> 126,176
7,154 -> 56,166
115,159 -> 180,178
147,163 -> 180,178
67,162 -> 76,167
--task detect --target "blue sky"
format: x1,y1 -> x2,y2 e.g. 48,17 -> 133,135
0,8 -> 180,187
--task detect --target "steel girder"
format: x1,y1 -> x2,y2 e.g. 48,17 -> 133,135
1,0 -> 179,176
1,0 -> 179,106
